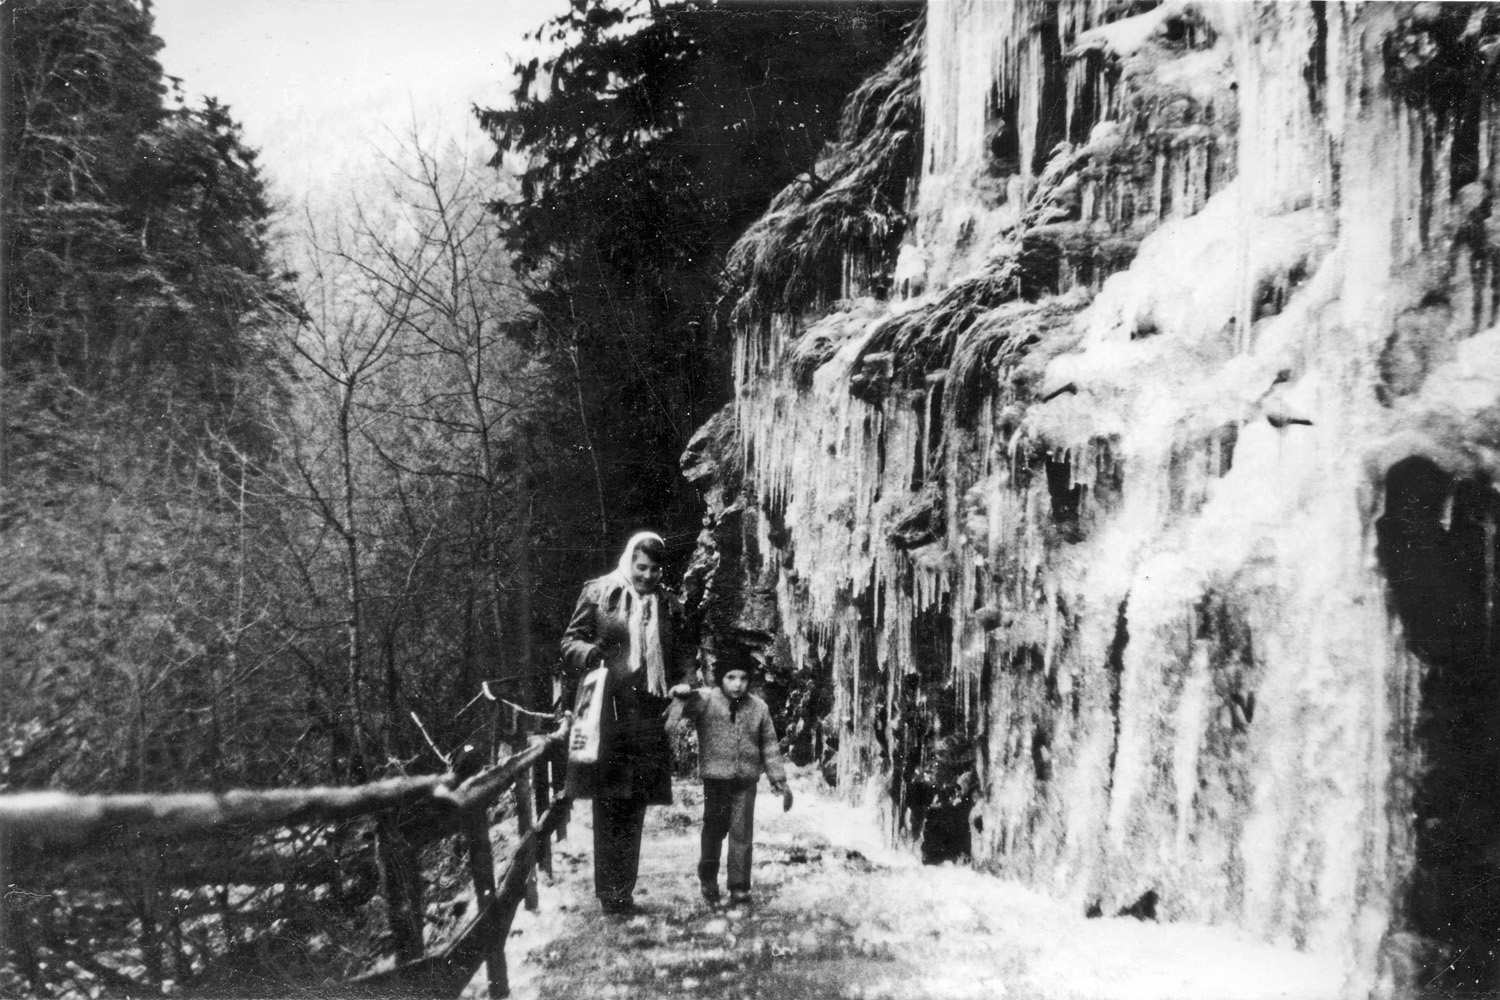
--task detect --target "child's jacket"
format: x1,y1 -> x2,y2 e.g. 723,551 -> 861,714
678,687 -> 787,785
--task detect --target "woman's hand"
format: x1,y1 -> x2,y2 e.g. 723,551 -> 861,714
780,786 -> 794,812
669,683 -> 693,698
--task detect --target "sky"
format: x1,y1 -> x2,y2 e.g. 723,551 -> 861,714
151,0 -> 565,210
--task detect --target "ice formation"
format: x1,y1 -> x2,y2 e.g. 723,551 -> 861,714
688,3 -> 1500,995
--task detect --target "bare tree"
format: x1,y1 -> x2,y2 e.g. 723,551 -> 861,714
335,134 -> 553,713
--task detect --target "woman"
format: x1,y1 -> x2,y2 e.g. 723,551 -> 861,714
561,531 -> 698,913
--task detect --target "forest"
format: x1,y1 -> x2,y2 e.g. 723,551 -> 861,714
1,0 -> 917,993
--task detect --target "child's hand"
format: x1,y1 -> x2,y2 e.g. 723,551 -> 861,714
669,683 -> 693,698
780,786 -> 794,812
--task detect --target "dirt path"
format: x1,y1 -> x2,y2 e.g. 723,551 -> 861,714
481,773 -> 1348,1000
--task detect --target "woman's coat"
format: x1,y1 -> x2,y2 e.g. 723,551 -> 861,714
561,573 -> 697,804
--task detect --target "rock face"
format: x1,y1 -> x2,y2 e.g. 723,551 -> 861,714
685,3 -> 1500,995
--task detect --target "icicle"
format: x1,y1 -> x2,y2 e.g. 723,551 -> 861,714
1173,643 -> 1213,854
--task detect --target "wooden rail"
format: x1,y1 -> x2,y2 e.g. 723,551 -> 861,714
0,774 -> 452,853
0,718 -> 572,999
0,722 -> 567,856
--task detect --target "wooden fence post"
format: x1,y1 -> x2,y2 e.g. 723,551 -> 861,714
137,861 -> 163,989
514,756 -> 539,913
551,739 -> 569,843
464,809 -> 506,999
375,820 -> 425,962
532,753 -> 552,878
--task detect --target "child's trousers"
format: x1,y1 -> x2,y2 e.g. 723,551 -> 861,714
698,777 -> 758,891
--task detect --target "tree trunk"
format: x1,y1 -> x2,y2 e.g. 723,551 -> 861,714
338,385 -> 370,780
515,448 -> 535,710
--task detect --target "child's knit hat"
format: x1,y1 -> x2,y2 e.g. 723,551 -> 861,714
702,633 -> 754,682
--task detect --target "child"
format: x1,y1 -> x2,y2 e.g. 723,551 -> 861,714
670,658 -> 792,906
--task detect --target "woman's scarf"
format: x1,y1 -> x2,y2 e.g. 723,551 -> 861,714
612,532 -> 667,696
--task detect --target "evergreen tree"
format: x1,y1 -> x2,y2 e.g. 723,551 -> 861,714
2,0 -> 295,795
479,0 -> 918,635
4,1 -> 288,419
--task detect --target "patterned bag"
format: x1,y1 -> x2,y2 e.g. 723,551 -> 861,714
568,665 -> 610,765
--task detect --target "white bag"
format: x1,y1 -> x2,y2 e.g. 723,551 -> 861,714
568,666 -> 610,765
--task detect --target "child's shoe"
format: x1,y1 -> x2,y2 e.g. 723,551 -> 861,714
700,882 -> 721,905
728,889 -> 752,907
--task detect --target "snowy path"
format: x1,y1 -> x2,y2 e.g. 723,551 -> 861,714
479,771 -> 1348,1000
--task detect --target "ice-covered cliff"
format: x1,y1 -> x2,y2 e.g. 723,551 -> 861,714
684,3 -> 1500,995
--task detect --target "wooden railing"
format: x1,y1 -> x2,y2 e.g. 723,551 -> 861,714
343,730 -> 569,998
0,718 -> 572,999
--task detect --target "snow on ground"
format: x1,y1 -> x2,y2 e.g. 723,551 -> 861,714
476,768 -> 1346,1000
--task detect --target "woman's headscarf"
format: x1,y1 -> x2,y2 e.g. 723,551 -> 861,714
612,531 -> 666,695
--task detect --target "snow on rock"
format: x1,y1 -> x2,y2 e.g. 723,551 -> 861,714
1070,2 -> 1183,61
